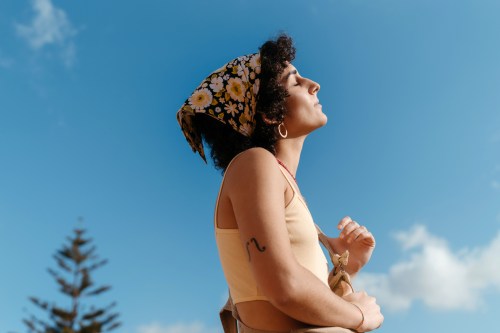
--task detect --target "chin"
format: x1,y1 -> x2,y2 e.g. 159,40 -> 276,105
319,113 -> 328,127
309,118 -> 327,133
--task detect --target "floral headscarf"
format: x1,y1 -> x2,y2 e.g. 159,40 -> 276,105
176,53 -> 261,162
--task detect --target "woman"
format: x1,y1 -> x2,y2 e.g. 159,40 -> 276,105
177,34 -> 383,333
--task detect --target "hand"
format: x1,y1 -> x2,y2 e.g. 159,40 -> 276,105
328,216 -> 375,275
343,291 -> 384,332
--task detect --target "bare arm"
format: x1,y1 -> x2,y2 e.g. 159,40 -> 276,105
225,148 -> 383,331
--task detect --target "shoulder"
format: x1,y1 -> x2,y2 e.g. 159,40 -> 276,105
232,147 -> 276,167
225,148 -> 283,191
227,147 -> 279,177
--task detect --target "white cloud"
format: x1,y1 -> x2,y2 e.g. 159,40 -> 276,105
355,225 -> 500,312
136,322 -> 220,333
15,0 -> 77,67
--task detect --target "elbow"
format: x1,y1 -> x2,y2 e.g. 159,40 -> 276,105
264,274 -> 303,309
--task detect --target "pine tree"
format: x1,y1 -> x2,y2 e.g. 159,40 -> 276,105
23,226 -> 121,333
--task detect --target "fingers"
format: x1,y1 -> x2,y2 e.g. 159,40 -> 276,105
349,228 -> 374,245
337,216 -> 376,245
337,216 -> 353,230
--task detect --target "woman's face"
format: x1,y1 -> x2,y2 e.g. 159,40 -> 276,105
280,63 -> 327,137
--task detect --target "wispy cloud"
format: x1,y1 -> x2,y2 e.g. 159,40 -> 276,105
355,225 -> 500,312
491,165 -> 500,191
491,180 -> 500,190
136,321 -> 220,333
15,0 -> 77,67
492,130 -> 500,143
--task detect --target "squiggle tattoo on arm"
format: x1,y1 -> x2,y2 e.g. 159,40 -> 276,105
246,237 -> 266,261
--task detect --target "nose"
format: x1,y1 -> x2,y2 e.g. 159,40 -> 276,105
308,79 -> 320,94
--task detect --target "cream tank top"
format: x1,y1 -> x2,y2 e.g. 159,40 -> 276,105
215,155 -> 329,304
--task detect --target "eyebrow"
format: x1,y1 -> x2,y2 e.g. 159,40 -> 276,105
284,69 -> 298,82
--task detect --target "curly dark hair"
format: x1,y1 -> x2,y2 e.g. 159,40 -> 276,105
192,33 -> 296,172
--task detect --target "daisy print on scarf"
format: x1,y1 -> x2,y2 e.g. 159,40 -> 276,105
176,53 -> 261,161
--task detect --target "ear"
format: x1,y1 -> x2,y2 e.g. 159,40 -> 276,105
259,112 -> 280,125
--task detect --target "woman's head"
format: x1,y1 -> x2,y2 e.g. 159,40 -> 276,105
177,33 -> 323,172
278,62 -> 326,139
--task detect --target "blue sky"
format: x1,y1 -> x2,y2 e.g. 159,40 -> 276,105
1,0 -> 499,332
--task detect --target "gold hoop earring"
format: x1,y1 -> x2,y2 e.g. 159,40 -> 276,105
278,123 -> 288,138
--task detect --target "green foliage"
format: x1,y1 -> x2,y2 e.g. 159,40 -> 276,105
23,227 -> 121,333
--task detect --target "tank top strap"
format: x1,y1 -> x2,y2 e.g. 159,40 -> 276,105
276,162 -> 309,208
276,163 -> 298,198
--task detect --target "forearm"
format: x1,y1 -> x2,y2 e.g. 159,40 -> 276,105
269,266 -> 362,329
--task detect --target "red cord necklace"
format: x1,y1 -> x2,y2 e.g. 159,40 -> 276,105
276,158 -> 297,184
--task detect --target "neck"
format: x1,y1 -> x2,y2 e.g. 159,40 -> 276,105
275,136 -> 306,178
